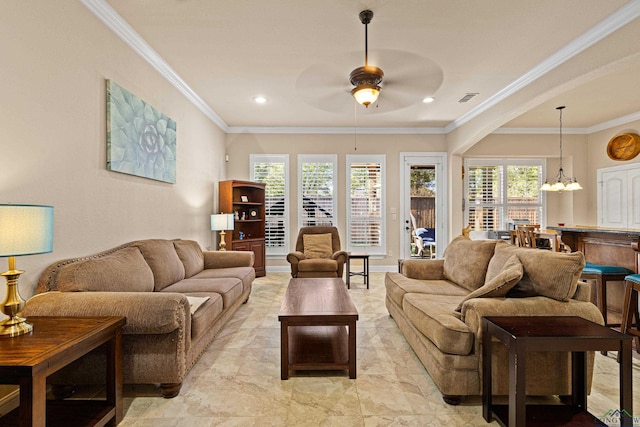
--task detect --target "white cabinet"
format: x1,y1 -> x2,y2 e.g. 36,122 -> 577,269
597,164 -> 640,228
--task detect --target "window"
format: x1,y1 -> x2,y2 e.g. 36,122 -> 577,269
298,155 -> 337,228
250,154 -> 289,256
346,155 -> 385,255
465,159 -> 545,230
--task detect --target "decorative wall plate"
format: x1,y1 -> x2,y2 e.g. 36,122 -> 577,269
607,133 -> 640,161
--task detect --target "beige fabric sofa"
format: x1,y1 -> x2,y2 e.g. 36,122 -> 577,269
385,236 -> 604,405
23,239 -> 254,398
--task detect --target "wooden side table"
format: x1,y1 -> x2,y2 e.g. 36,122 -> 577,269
0,316 -> 126,427
482,316 -> 632,427
346,252 -> 369,289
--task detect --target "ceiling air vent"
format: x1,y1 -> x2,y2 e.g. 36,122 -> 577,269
458,93 -> 479,103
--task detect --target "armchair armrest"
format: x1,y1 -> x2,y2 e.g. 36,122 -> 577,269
401,259 -> 445,280
203,250 -> 254,269
332,250 -> 348,263
286,251 -> 306,264
23,291 -> 190,335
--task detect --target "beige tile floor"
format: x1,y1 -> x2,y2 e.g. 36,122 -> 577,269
118,272 -> 640,426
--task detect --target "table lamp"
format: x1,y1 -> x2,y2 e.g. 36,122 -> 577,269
211,213 -> 234,251
0,204 -> 54,337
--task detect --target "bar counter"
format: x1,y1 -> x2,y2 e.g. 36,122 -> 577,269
547,225 -> 640,318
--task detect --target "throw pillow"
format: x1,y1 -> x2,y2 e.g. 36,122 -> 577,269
485,241 -> 518,283
57,247 -> 155,292
456,254 -> 523,311
174,239 -> 205,278
303,233 -> 333,259
509,250 -> 585,301
443,235 -> 497,291
133,239 -> 186,291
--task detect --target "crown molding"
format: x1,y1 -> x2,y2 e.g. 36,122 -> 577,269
587,111 -> 640,133
445,0 -> 640,135
493,127 -> 587,135
81,0 -> 229,132
226,126 -> 446,135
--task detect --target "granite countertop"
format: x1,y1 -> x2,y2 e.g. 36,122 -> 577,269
547,225 -> 640,235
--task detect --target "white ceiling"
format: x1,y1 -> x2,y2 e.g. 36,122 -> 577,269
95,0 -> 640,133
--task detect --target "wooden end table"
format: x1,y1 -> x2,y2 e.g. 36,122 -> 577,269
346,252 -> 369,289
0,316 -> 126,427
482,316 -> 632,427
279,278 -> 358,379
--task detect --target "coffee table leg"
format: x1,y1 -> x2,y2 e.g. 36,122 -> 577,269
509,340 -> 526,427
348,320 -> 357,379
620,339 -> 633,427
281,321 -> 289,380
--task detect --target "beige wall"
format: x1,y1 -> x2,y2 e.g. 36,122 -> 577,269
1,2 -> 226,301
586,120 -> 640,224
225,133 -> 447,269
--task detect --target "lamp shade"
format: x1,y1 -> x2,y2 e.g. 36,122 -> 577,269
210,213 -> 234,231
0,204 -> 53,257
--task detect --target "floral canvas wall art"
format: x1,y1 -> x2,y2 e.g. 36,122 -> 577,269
106,80 -> 177,183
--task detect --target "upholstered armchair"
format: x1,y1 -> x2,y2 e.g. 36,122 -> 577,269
286,226 -> 348,278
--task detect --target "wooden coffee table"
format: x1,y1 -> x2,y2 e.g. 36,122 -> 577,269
279,278 -> 359,379
0,316 -> 126,427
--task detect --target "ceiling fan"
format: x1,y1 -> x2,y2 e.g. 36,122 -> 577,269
350,10 -> 384,107
294,9 -> 444,116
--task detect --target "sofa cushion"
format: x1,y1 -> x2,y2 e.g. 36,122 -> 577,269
162,278 -> 243,309
402,293 -> 474,356
173,240 -> 204,278
457,254 -> 523,311
303,233 -> 333,259
191,266 -> 255,293
57,246 -> 154,292
485,241 -> 519,282
185,292 -> 224,341
511,250 -> 585,301
385,272 -> 468,308
443,235 -> 497,291
133,239 -> 186,291
298,258 -> 338,272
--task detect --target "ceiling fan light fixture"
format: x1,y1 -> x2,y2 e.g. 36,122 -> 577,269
349,65 -> 384,107
350,10 -> 384,107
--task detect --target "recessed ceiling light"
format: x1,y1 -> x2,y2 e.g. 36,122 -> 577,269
253,96 -> 268,104
422,97 -> 435,104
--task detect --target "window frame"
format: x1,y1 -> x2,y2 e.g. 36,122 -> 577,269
464,158 -> 546,230
346,154 -> 386,256
298,154 -> 338,228
250,154 -> 289,257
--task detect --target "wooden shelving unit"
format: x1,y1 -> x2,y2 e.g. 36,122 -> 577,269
219,180 -> 266,277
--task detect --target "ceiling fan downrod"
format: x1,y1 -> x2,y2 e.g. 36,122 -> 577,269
350,10 -> 384,107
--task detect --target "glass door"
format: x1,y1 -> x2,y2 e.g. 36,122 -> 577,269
400,153 -> 447,260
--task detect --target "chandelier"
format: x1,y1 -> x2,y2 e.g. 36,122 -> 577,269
540,106 -> 583,192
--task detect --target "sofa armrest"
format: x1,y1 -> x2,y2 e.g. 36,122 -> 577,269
461,296 -> 605,354
23,291 -> 190,335
203,250 -> 254,269
401,259 -> 445,280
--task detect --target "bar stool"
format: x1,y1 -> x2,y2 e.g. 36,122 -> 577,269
581,262 -> 633,327
619,274 -> 640,361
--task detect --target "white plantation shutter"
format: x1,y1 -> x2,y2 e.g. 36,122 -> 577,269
347,155 -> 385,255
465,159 -> 544,230
250,154 -> 289,255
299,155 -> 337,227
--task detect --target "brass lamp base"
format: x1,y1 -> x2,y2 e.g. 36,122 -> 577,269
0,316 -> 32,337
218,230 -> 228,251
1,263 -> 32,337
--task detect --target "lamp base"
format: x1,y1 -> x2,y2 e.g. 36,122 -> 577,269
0,316 -> 32,337
218,230 -> 227,251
